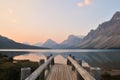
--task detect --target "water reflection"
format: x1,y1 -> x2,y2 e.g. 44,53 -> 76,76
14,53 -> 47,62
1,49 -> 120,69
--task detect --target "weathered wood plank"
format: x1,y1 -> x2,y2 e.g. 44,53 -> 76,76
67,56 -> 96,80
46,64 -> 77,80
54,55 -> 67,64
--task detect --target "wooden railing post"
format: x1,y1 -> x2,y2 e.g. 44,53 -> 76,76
21,67 -> 31,80
46,56 -> 50,71
67,56 -> 96,80
77,60 -> 82,66
25,56 -> 54,80
77,72 -> 84,80
39,59 -> 45,65
47,54 -> 52,60
76,59 -> 83,80
50,54 -> 54,65
50,54 -> 53,57
71,56 -> 75,71
67,59 -> 70,65
47,56 -> 50,60
39,59 -> 45,80
69,56 -> 83,80
67,54 -> 72,65
69,54 -> 72,57
51,58 -> 54,65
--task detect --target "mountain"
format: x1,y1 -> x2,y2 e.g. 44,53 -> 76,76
41,35 -> 84,49
0,35 -> 46,49
23,42 -> 30,45
78,11 -> 120,49
33,42 -> 43,47
59,35 -> 83,48
42,39 -> 58,48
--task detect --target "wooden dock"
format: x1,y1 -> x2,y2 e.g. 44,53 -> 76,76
21,54 -> 101,80
46,64 -> 77,80
46,55 -> 77,80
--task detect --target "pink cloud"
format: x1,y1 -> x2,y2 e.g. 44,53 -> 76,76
77,2 -> 84,7
76,0 -> 91,7
84,0 -> 91,5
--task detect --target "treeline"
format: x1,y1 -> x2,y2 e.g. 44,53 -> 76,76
0,53 -> 39,80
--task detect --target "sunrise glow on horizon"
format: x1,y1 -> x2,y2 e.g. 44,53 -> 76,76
0,0 -> 120,44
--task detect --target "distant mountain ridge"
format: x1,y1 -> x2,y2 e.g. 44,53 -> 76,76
0,35 -> 46,49
58,35 -> 83,48
77,11 -> 120,49
42,39 -> 58,48
41,35 -> 84,49
33,42 -> 43,47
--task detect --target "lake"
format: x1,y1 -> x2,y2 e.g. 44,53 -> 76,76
0,49 -> 120,69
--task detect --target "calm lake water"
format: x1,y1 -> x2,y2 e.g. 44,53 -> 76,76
0,49 -> 120,69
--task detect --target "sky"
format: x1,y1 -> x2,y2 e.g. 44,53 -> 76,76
0,0 -> 120,44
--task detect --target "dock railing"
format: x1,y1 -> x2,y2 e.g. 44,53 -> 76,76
21,56 -> 54,80
67,55 -> 96,80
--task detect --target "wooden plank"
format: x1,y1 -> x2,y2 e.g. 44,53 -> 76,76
46,64 -> 77,80
54,55 -> 67,64
67,56 -> 96,80
25,56 -> 54,80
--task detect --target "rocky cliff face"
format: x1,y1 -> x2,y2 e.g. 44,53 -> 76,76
79,11 -> 120,49
59,35 -> 83,48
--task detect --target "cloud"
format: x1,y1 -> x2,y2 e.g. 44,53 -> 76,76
77,2 -> 84,7
84,0 -> 91,5
76,0 -> 91,7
